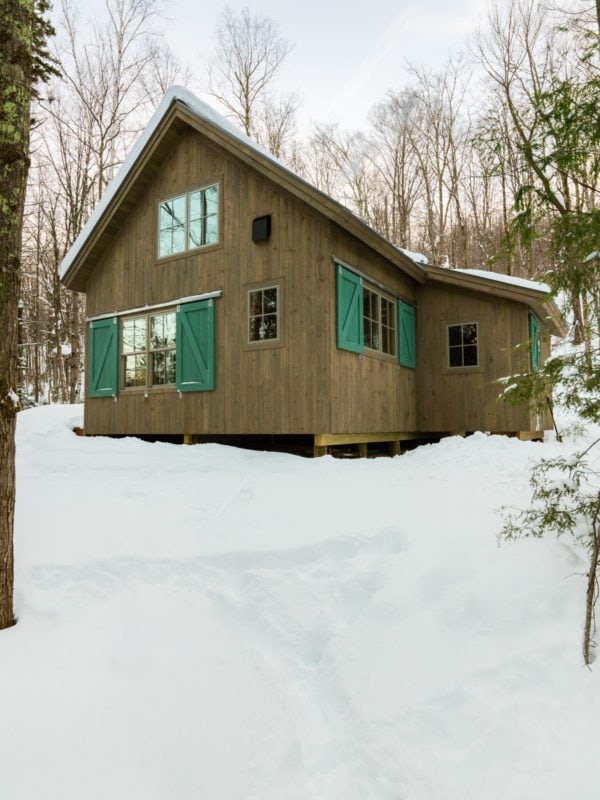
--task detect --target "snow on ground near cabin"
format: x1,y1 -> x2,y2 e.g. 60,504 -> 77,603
2,405 -> 599,799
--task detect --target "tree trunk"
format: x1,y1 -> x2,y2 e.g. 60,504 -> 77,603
583,493 -> 600,666
0,0 -> 34,629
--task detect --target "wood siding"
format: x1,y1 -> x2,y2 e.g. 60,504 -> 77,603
416,283 -> 549,433
84,127 -> 417,437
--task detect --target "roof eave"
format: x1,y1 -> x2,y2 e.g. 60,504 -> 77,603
61,103 -> 190,293
422,264 -> 567,337
173,104 -> 427,284
60,90 -> 427,292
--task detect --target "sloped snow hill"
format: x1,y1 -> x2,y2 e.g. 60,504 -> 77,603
1,404 -> 598,799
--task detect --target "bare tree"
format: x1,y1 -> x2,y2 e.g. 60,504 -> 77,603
19,0 -> 186,406
206,6 -> 299,155
365,91 -> 423,248
309,124 -> 376,222
141,41 -> 193,104
400,58 -> 471,265
474,0 -> 600,344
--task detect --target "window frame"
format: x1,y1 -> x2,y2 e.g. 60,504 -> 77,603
157,181 -> 220,261
244,279 -> 285,350
362,283 -> 397,360
446,321 -> 480,370
120,308 -> 177,392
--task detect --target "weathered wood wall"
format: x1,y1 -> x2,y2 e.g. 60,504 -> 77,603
415,282 -> 549,433
84,126 -> 417,437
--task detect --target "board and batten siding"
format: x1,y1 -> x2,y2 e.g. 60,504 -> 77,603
325,226 -> 417,435
83,126 -> 419,437
415,283 -> 549,433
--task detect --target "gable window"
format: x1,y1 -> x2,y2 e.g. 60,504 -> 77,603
363,286 -> 396,357
122,311 -> 176,388
248,285 -> 279,343
158,183 -> 218,258
447,322 -> 478,368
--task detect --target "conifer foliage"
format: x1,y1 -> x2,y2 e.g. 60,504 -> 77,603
498,4 -> 600,666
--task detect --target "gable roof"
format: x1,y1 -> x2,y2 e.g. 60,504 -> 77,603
59,85 -> 427,292
59,86 -> 564,337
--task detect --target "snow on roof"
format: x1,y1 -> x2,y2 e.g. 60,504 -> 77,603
454,268 -> 551,295
59,85 -> 549,302
59,86 -> 286,281
397,247 -> 428,265
60,86 -> 437,287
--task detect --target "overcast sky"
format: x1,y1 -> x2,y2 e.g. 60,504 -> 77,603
163,0 -> 486,131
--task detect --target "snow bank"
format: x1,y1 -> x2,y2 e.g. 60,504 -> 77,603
0,405 -> 597,799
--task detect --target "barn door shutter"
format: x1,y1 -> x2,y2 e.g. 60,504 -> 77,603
529,312 -> 540,371
176,299 -> 215,392
398,301 -> 416,368
88,317 -> 118,397
336,264 -> 363,353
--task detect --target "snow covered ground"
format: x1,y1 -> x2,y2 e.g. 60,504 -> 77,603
2,404 -> 599,799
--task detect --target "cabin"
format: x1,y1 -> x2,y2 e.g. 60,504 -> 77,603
60,86 -> 565,457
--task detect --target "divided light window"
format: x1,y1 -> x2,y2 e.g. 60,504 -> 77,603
447,322 -> 478,368
248,285 -> 279,343
88,298 -> 215,397
335,264 -> 416,367
363,286 -> 396,357
122,311 -> 176,388
158,183 -> 218,258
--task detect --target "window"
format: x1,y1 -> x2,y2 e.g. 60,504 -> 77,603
158,183 -> 218,258
248,285 -> 279,343
122,311 -> 176,388
86,299 -> 215,398
335,263 -> 416,368
363,286 -> 396,357
447,322 -> 478,368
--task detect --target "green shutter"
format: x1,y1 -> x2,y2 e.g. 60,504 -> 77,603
529,312 -> 540,371
398,301 -> 416,368
336,264 -> 363,353
88,317 -> 118,397
176,299 -> 215,392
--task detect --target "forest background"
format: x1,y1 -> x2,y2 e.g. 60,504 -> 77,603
18,0 -> 600,406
